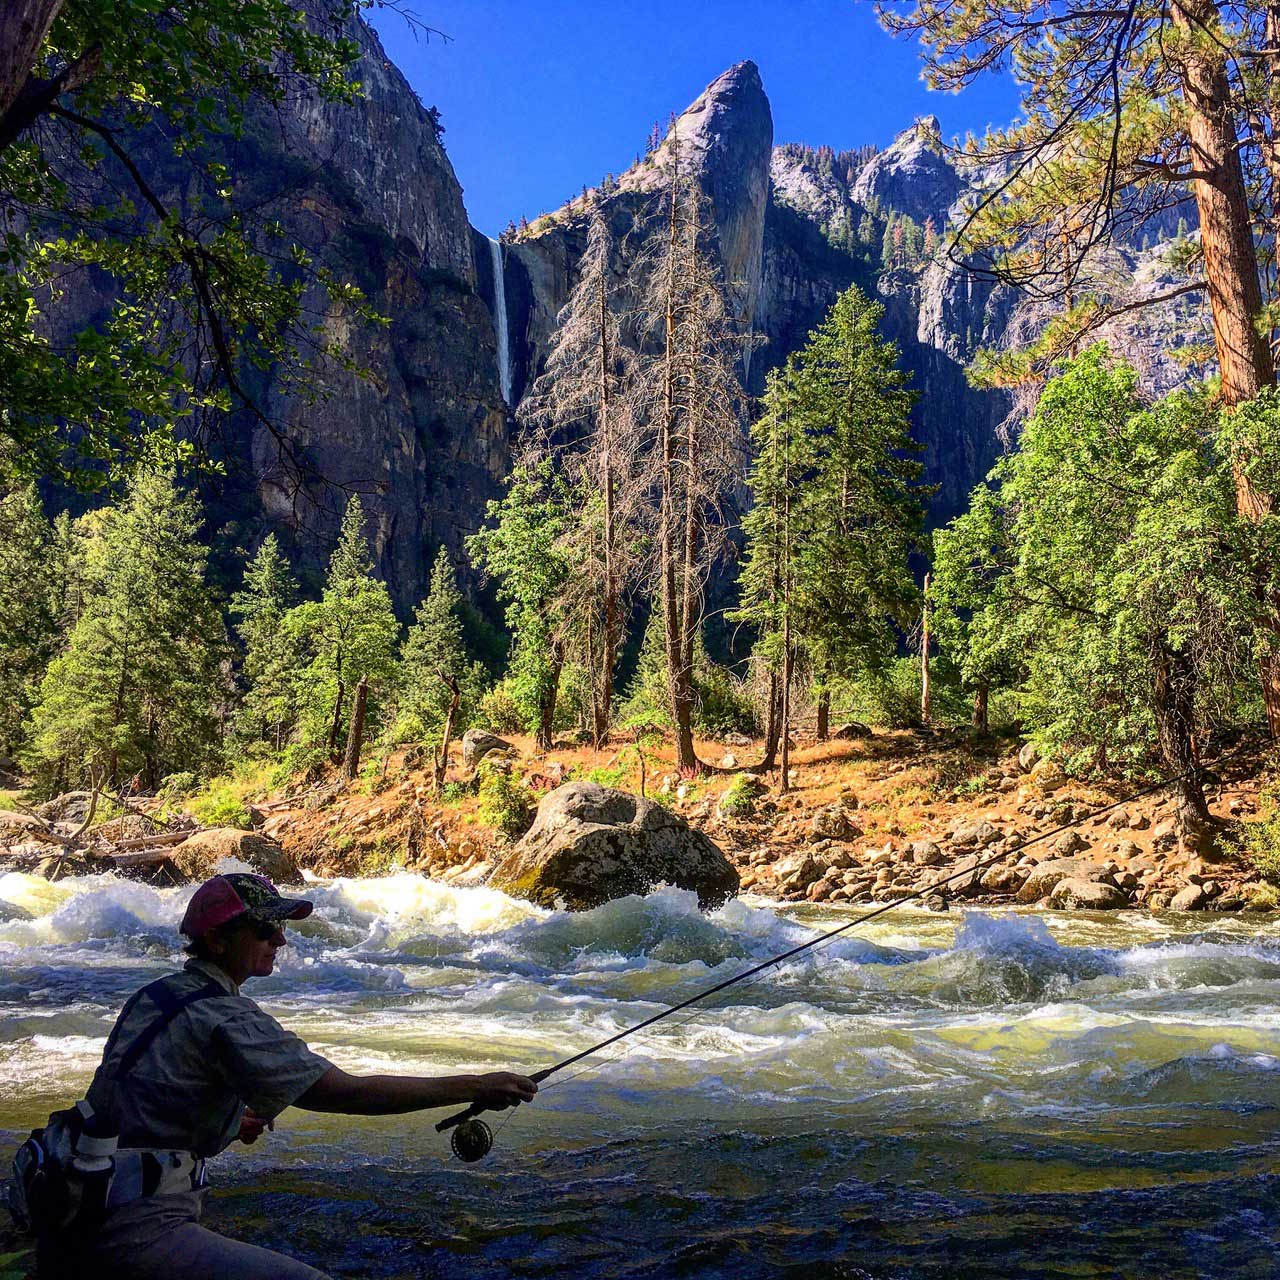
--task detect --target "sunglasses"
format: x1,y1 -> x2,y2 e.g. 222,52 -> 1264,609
247,918 -> 284,941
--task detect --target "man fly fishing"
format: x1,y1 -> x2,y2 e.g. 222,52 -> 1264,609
25,872 -> 538,1279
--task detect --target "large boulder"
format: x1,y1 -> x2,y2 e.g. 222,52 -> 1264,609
463,729 -> 514,772
1049,878 -> 1128,911
488,782 -> 739,911
810,806 -> 862,840
171,829 -> 297,883
1016,857 -> 1095,904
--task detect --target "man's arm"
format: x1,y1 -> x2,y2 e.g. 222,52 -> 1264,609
297,1066 -> 537,1116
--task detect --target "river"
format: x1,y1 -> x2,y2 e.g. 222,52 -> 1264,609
2,869 -> 1279,1278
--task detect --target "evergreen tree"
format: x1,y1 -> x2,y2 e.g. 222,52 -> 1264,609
934,347 -> 1258,852
880,213 -> 897,269
25,472 -> 226,789
735,363 -> 813,780
0,485 -> 63,756
882,2 -> 1274,404
398,548 -> 482,785
468,462 -> 576,750
287,497 -> 399,762
0,0 -> 374,488
637,132 -> 751,771
518,210 -> 642,744
794,285 -> 926,736
230,534 -> 298,753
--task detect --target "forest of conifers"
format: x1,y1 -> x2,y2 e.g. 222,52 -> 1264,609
3,1 -> 1280,864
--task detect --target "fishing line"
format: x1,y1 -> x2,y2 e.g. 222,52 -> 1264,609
437,738 -> 1256,1153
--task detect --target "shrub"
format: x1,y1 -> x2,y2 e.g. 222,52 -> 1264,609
187,781 -> 252,830
1241,815 -> 1280,886
158,772 -> 198,799
719,772 -> 766,818
587,761 -> 630,788
478,767 -> 533,840
475,681 -> 525,735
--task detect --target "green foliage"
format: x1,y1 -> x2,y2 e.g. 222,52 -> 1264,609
230,534 -> 298,753
1,0 -> 377,487
735,285 -> 926,725
0,484 -> 67,755
933,348 -> 1257,775
23,471 -> 227,790
286,497 -> 399,755
468,462 -> 577,745
394,548 -> 484,745
719,772 -> 766,818
474,681 -> 525,735
619,610 -> 757,737
586,761 -> 630,788
477,767 -> 533,840
186,783 -> 252,830
157,771 -> 198,799
1239,772 -> 1280,886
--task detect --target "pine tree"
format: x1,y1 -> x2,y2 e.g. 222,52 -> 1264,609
467,461 -> 576,750
287,497 -> 399,762
880,213 -> 897,270
794,285 -> 926,737
933,347 -> 1258,853
735,363 -> 812,781
399,548 -> 480,787
230,534 -> 298,753
24,472 -> 226,789
881,3 -> 1274,404
517,210 -> 641,744
638,132 -> 750,772
0,484 -> 64,757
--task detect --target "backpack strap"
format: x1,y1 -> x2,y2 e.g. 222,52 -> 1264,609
107,978 -> 228,1080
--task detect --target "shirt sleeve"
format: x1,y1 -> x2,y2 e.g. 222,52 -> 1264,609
211,1005 -> 334,1117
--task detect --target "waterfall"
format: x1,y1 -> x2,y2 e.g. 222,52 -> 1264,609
488,237 -> 512,405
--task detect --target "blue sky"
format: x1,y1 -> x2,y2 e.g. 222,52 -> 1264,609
367,1 -> 1023,238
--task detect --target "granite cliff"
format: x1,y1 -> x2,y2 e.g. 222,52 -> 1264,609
48,36 -> 1208,606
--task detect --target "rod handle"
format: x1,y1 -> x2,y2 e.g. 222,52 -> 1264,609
435,1103 -> 482,1134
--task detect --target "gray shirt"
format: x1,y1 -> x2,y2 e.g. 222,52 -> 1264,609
85,959 -> 333,1158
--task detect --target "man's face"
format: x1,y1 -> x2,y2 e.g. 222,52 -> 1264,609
220,916 -> 287,982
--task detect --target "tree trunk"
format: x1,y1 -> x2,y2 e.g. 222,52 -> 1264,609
327,678 -> 346,762
920,571 -> 932,726
1172,0 -> 1280,735
341,676 -> 368,782
1151,644 -> 1214,858
433,676 -> 460,793
536,644 -> 565,752
659,149 -> 694,772
816,667 -> 831,743
779,639 -> 794,794
598,268 -> 617,747
972,680 -> 990,733
759,668 -> 781,771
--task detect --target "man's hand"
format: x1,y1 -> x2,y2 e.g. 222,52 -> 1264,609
238,1109 -> 274,1145
472,1072 -> 539,1111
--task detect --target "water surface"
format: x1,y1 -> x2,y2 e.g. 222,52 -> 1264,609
2,870 -> 1278,1277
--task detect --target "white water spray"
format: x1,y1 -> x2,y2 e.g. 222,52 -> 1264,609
488,237 -> 512,405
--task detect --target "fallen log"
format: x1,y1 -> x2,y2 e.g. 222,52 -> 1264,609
109,830 -> 189,852
104,848 -> 178,869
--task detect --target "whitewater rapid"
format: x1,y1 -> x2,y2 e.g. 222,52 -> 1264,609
2,870 -> 1279,1276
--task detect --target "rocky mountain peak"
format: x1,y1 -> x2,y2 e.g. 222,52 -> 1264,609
620,59 -> 772,197
851,114 -> 961,223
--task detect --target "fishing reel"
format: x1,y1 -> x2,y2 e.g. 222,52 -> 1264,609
435,1104 -> 493,1162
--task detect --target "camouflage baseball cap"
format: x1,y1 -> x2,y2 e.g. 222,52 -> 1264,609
180,872 -> 313,938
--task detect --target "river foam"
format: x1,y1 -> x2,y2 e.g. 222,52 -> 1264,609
2,870 -> 1279,1275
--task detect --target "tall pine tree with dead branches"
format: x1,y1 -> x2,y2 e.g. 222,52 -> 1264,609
517,211 -> 642,744
636,133 -> 751,773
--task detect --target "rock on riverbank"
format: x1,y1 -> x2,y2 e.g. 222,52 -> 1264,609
489,781 -> 739,911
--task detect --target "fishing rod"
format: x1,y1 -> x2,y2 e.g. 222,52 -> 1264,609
436,743 -> 1250,1161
